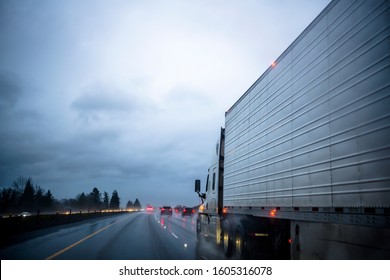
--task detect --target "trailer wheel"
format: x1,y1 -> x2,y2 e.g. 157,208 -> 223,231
223,220 -> 233,257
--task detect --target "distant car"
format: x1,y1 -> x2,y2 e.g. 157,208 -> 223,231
18,212 -> 31,218
145,205 -> 154,212
174,205 -> 183,213
160,206 -> 172,216
181,207 -> 195,217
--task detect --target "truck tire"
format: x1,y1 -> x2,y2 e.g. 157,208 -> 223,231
223,220 -> 233,257
235,225 -> 248,259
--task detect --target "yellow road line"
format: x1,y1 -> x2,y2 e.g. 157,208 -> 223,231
46,220 -> 121,260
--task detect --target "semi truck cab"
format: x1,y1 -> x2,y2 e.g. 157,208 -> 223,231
195,128 -> 225,244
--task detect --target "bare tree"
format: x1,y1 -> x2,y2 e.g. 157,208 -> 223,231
11,176 -> 28,195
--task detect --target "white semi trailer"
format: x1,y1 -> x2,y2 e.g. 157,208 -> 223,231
195,0 -> 390,259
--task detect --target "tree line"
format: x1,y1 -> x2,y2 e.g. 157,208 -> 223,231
0,176 -> 142,215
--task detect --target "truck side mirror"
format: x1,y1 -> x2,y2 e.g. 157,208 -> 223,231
195,179 -> 201,193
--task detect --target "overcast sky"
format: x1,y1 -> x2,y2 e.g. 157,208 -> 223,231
0,0 -> 330,207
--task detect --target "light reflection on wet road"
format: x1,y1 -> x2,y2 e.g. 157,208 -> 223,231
0,211 -> 223,260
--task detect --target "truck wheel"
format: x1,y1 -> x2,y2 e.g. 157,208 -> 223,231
235,226 -> 248,259
223,220 -> 233,257
215,218 -> 222,245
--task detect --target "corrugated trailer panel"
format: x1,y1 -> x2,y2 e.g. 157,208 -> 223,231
224,0 -> 390,208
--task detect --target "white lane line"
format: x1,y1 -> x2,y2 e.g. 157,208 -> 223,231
171,232 -> 179,239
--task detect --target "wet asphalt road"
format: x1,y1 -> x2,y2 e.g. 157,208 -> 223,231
0,211 -> 224,260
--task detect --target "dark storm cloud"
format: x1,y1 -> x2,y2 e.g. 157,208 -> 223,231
71,83 -> 154,123
0,72 -> 22,111
0,72 -> 50,184
72,85 -> 131,113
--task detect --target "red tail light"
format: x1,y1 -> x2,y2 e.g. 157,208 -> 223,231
270,209 -> 277,217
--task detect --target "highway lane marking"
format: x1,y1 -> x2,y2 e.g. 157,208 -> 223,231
45,219 -> 123,260
152,214 -> 199,254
